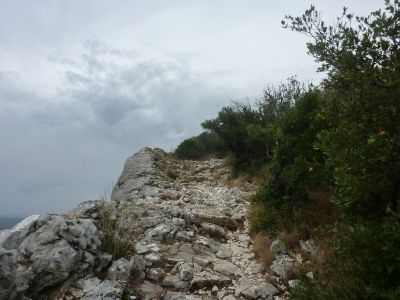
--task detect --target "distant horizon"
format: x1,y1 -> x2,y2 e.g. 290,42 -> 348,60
0,215 -> 26,230
0,214 -> 27,217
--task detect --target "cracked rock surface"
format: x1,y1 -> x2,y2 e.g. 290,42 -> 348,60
1,148 -> 302,299
0,201 -> 109,299
106,148 -> 279,300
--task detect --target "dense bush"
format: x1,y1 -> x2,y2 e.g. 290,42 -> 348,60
174,131 -> 228,160
202,102 -> 264,172
252,89 -> 332,233
202,79 -> 304,173
284,2 -> 400,220
292,213 -> 400,300
283,1 -> 400,298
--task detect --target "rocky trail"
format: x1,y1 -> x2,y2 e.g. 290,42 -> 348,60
0,148 -> 308,300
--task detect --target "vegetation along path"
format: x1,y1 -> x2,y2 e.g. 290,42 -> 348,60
104,148 -> 304,300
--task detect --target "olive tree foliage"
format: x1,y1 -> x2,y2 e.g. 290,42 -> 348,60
282,2 -> 400,299
174,131 -> 228,160
202,78 -> 306,173
283,1 -> 400,219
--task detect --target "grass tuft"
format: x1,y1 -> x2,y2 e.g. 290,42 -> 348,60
166,168 -> 179,180
98,201 -> 135,260
279,227 -> 300,250
253,232 -> 275,271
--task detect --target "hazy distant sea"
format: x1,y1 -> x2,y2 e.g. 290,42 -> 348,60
0,216 -> 24,230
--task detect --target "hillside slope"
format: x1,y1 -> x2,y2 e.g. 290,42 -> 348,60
0,148 -> 306,299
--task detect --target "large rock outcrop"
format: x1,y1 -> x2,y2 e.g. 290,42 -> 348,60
112,147 -> 159,202
0,202 -> 110,299
0,147 -> 307,299
104,148 -> 281,299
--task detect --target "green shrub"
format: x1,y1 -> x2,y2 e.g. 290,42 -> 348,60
202,102 -> 263,173
202,79 -> 305,174
292,213 -> 400,300
174,131 -> 228,160
248,200 -> 282,235
175,138 -> 202,160
284,1 -> 400,221
166,168 -> 179,180
252,90 -> 331,233
283,2 -> 400,298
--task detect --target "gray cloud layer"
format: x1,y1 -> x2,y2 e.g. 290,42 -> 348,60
0,41 -> 235,215
0,1 -> 383,216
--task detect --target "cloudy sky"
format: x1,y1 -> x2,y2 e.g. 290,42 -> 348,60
0,0 -> 383,216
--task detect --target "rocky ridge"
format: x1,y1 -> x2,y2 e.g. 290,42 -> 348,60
0,148 -> 308,299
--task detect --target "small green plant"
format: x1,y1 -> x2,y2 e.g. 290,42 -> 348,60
98,201 -> 135,260
166,168 -> 179,180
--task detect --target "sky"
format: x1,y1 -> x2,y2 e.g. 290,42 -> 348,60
0,0 -> 385,216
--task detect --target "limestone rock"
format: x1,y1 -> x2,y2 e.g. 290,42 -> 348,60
147,267 -> 165,281
140,281 -> 163,300
222,295 -> 237,300
164,291 -> 198,300
0,211 -> 104,299
189,271 -> 231,291
288,279 -> 300,289
112,148 -> 161,201
80,279 -> 123,300
0,248 -> 30,299
0,214 -> 40,250
67,200 -> 105,220
235,277 -> 279,299
200,222 -> 226,239
216,246 -> 232,259
300,239 -> 318,256
213,260 -> 241,278
1,147 -> 305,299
270,255 -> 294,278
270,239 -> 287,255
106,258 -> 131,281
134,242 -> 150,254
147,223 -> 177,241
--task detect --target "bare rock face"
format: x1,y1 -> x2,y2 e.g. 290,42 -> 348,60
79,279 -> 123,300
0,208 -> 106,299
1,147 -> 305,299
0,248 -> 30,299
106,258 -> 133,282
112,147 -> 161,202
0,214 -> 40,250
235,277 -> 279,299
270,255 -> 295,279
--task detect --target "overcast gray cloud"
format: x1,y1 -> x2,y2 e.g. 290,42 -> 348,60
0,0 -> 385,216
